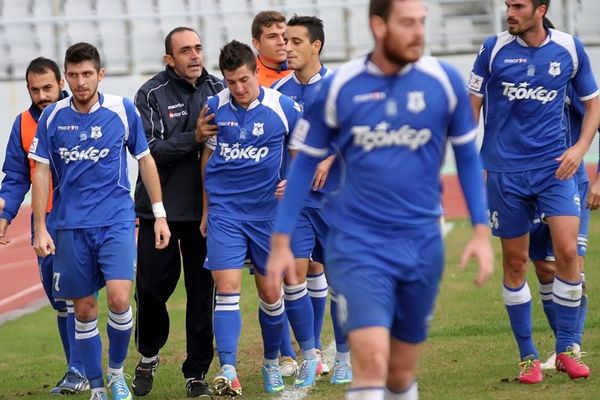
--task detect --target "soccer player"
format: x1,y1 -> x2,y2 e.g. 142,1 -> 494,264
267,1 -> 494,399
197,40 -> 323,395
531,85 -> 598,369
30,42 -> 171,400
469,0 -> 600,383
272,14 -> 353,384
0,57 -> 89,394
132,27 -> 222,398
252,10 -> 293,87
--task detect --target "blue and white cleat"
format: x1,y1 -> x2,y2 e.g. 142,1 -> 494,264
294,358 -> 321,389
330,360 -> 353,385
262,364 -> 285,393
107,372 -> 132,400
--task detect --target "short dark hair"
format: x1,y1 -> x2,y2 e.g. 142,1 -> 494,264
26,57 -> 61,84
533,0 -> 550,16
251,10 -> 286,40
287,15 -> 325,54
219,40 -> 257,74
64,42 -> 101,71
369,0 -> 397,21
165,26 -> 199,55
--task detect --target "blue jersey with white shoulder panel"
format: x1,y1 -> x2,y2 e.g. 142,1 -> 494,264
205,86 -> 302,221
272,65 -> 333,208
469,29 -> 599,172
291,55 -> 479,238
29,93 -> 150,229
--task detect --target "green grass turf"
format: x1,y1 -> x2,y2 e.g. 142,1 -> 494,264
1,214 -> 598,399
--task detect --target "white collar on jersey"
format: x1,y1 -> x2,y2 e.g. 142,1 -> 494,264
515,30 -> 551,48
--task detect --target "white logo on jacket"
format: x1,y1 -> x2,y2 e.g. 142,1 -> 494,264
252,122 -> 265,136
548,61 -> 561,77
407,91 -> 426,113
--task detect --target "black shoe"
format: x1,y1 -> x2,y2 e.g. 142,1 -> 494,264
186,378 -> 213,398
132,356 -> 160,397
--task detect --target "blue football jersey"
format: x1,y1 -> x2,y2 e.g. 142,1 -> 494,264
272,65 -> 333,208
205,86 -> 302,221
291,55 -> 478,237
29,93 -> 150,229
469,29 -> 599,172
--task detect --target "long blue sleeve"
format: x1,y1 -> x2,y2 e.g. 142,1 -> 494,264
453,139 -> 488,226
274,152 -> 320,235
0,115 -> 32,223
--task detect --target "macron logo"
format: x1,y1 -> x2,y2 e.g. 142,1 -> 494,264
501,82 -> 558,104
58,125 -> 79,131
352,122 -> 431,152
167,103 -> 185,110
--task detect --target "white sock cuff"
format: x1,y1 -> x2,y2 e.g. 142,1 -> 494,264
215,293 -> 241,312
502,282 -> 531,306
538,281 -> 553,301
259,297 -> 285,316
75,318 -> 99,340
284,282 -> 308,301
108,306 -> 133,331
307,273 -> 328,297
385,381 -> 418,400
347,387 -> 385,400
553,277 -> 582,307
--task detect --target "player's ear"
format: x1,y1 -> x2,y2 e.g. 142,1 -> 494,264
163,54 -> 175,68
370,15 -> 387,41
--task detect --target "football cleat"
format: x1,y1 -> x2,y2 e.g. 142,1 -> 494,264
330,360 -> 353,385
294,358 -> 322,389
556,346 -> 590,379
262,364 -> 285,393
132,356 -> 159,396
518,356 -> 543,384
316,349 -> 330,375
107,372 -> 132,400
280,356 -> 298,377
212,364 -> 242,397
541,352 -> 556,370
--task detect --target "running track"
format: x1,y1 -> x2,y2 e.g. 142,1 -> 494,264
1,166 -> 596,322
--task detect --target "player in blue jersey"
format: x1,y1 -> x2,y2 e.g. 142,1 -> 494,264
469,0 -> 600,383
29,43 -> 171,400
196,40 -> 325,395
272,14 -> 354,384
532,85 -> 599,369
266,1 -> 494,399
0,57 -> 89,394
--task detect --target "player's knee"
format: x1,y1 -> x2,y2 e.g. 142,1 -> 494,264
387,368 -> 416,392
504,252 -> 528,274
107,293 -> 130,313
553,243 -> 578,266
257,285 -> 281,304
354,350 -> 388,380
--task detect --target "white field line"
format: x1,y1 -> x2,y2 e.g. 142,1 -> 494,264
0,282 -> 43,308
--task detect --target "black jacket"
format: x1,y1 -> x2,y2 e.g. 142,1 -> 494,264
134,66 -> 224,221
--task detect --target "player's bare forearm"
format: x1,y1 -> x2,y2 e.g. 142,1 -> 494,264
587,172 -> 600,210
469,95 -> 484,125
138,154 -> 163,204
31,162 -> 50,232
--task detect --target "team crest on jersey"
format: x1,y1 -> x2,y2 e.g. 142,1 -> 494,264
90,126 -> 102,139
252,122 -> 265,136
406,91 -> 426,113
548,61 -> 561,77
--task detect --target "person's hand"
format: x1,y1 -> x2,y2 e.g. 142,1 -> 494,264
0,218 -> 10,245
587,172 -> 600,210
459,224 -> 494,287
0,197 -> 4,213
33,227 -> 55,257
200,212 -> 208,238
154,218 -> 171,249
312,155 -> 335,191
275,180 -> 287,199
555,144 -> 585,180
266,234 -> 296,287
195,105 -> 218,143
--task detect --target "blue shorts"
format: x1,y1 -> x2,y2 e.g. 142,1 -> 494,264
52,222 -> 136,299
290,207 -> 329,261
529,179 -> 589,260
325,227 -> 444,343
487,168 -> 580,238
204,215 -> 272,276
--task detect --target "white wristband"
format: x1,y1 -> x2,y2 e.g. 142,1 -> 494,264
152,202 -> 167,219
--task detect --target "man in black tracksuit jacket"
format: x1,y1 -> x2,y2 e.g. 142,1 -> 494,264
132,27 -> 224,398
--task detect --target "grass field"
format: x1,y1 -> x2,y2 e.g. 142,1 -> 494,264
1,215 -> 598,400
